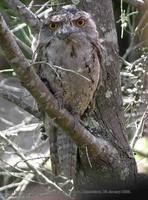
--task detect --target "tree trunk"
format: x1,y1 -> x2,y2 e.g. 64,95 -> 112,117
74,0 -> 137,194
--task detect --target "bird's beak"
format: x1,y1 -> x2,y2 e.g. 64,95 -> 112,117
57,25 -> 77,40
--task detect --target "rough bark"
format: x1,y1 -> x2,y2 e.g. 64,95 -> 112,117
73,0 -> 137,193
0,10 -> 128,191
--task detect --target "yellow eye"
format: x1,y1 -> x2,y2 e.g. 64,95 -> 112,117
74,19 -> 86,27
48,22 -> 60,31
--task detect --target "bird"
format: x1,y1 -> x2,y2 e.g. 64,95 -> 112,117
32,5 -> 101,180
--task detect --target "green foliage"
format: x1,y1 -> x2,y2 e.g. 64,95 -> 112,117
0,2 -> 7,11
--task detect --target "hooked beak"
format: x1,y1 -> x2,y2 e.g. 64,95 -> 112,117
57,26 -> 77,40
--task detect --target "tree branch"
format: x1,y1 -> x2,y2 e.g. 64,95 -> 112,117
7,173 -> 34,200
116,0 -> 145,9
3,0 -> 41,32
0,88 -> 41,119
0,132 -> 71,199
0,182 -> 21,192
0,13 -> 121,171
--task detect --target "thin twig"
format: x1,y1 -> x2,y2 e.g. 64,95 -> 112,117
35,1 -> 51,15
0,171 -> 26,179
32,61 -> 91,82
11,23 -> 26,33
0,158 -> 25,173
131,106 -> 148,148
3,0 -> 41,32
85,146 -> 92,168
14,35 -> 32,55
135,8 -> 148,34
120,56 -> 132,67
0,182 -> 21,192
132,55 -> 148,68
7,173 -> 34,200
28,0 -> 35,10
117,0 -> 145,9
122,39 -> 148,59
0,132 -> 71,199
0,121 -> 38,137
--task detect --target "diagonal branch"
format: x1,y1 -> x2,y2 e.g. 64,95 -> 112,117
0,88 -> 42,119
0,132 -> 71,199
3,0 -> 41,32
0,13 -> 121,171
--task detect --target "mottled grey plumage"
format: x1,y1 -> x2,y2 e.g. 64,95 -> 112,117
33,5 -> 101,179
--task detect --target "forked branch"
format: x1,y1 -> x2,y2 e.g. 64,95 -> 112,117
0,13 -> 121,173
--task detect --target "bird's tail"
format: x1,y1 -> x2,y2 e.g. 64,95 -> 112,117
49,125 -> 77,179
